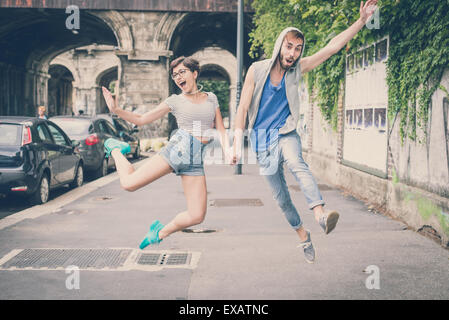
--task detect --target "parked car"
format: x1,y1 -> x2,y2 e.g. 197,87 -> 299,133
97,113 -> 141,159
49,115 -> 124,179
0,116 -> 84,204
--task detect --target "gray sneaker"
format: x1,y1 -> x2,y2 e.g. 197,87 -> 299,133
297,230 -> 315,264
319,210 -> 340,234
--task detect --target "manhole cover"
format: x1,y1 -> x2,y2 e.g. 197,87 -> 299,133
93,196 -> 114,201
182,228 -> 217,233
209,198 -> 263,207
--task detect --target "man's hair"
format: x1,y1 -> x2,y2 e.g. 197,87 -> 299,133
169,56 -> 200,77
38,106 -> 46,112
287,30 -> 304,42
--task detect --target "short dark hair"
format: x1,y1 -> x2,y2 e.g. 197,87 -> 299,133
287,30 -> 304,43
169,56 -> 200,77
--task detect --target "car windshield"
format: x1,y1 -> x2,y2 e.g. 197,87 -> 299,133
0,124 -> 21,146
50,118 -> 91,137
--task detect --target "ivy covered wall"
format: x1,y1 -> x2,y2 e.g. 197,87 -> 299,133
249,0 -> 449,142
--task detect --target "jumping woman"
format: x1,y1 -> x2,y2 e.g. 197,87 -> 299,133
101,56 -> 230,249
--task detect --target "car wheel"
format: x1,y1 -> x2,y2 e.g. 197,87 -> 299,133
69,164 -> 84,189
31,174 -> 50,205
133,144 -> 140,159
94,157 -> 108,179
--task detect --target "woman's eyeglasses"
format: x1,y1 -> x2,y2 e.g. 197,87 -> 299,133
171,69 -> 189,80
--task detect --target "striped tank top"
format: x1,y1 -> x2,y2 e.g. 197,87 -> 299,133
164,92 -> 219,136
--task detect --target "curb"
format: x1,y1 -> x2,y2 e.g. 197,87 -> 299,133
0,153 -> 153,231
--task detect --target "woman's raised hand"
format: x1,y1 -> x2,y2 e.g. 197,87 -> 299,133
102,86 -> 118,114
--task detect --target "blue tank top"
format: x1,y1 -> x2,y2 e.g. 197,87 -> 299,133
250,72 -> 291,152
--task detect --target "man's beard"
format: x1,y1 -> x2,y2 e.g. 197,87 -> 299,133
278,53 -> 295,70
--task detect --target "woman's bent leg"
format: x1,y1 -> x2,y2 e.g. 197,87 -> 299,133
158,175 -> 207,240
111,149 -> 173,191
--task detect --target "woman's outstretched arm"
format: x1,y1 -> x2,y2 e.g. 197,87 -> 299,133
214,107 -> 232,163
102,86 -> 170,126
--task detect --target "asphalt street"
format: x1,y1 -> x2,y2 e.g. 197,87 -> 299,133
0,151 -> 448,300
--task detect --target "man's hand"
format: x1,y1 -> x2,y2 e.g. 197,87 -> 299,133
359,0 -> 378,24
102,86 -> 118,114
301,0 -> 379,74
231,142 -> 242,165
223,146 -> 234,165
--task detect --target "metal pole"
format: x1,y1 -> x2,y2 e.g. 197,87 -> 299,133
234,0 -> 243,175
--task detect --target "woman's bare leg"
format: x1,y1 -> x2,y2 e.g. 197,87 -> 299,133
158,175 -> 207,240
110,149 -> 173,192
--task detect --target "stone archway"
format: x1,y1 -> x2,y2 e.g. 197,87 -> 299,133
167,12 -> 253,133
48,64 -> 74,117
192,47 -> 237,128
0,8 -> 117,116
50,44 -> 120,116
96,66 -> 119,114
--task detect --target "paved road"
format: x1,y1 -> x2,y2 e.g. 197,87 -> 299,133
0,152 -> 448,300
0,155 -> 147,219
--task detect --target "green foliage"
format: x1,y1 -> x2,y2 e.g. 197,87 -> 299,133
198,80 -> 230,116
440,85 -> 449,99
385,0 -> 449,142
250,0 -> 449,141
109,81 -> 116,94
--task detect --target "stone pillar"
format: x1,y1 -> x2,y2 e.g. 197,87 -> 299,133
113,11 -> 175,138
117,56 -> 171,138
24,67 -> 50,116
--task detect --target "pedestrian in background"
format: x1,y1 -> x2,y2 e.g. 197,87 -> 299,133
37,106 -> 47,119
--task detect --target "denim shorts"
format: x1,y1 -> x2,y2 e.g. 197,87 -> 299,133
159,129 -> 210,176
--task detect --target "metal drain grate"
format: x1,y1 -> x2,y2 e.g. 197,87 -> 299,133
137,253 -> 161,265
0,249 -> 132,269
137,253 -> 191,266
209,198 -> 263,207
0,249 -> 199,271
166,253 -> 190,265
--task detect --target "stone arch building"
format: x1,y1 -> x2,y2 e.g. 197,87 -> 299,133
0,3 -> 254,137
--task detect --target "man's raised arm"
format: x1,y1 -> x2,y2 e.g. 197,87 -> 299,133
231,64 -> 256,165
300,0 -> 378,74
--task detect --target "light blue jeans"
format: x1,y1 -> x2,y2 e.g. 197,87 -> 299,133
255,130 -> 324,230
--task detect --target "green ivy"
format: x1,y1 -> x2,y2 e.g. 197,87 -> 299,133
198,79 -> 230,116
249,0 -> 449,142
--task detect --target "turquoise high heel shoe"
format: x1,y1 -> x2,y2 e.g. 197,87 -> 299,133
139,220 -> 164,250
104,138 -> 131,158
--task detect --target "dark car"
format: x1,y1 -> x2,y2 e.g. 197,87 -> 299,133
0,116 -> 84,204
49,115 -> 123,179
97,113 -> 141,159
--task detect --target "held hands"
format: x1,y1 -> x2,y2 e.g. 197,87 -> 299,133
223,146 -> 234,165
360,0 -> 378,24
230,142 -> 242,165
102,86 -> 118,114
230,130 -> 243,165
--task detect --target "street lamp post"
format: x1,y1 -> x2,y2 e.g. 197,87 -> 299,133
234,0 -> 243,175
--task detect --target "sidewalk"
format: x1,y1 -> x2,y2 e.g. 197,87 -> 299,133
0,152 -> 448,299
